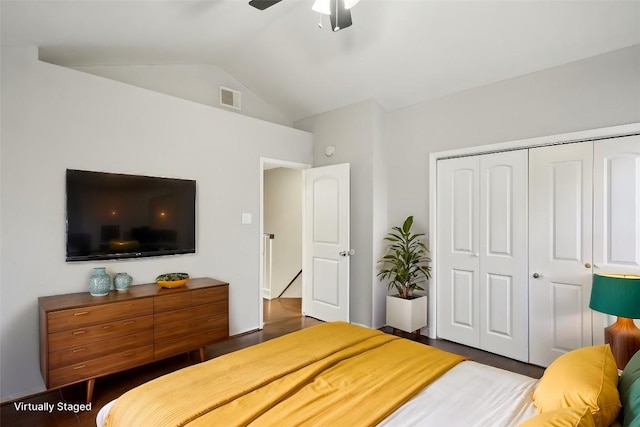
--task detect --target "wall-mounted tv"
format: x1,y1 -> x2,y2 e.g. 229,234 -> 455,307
66,169 -> 196,262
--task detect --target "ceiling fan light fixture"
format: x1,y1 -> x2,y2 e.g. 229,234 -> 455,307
344,0 -> 360,9
312,0 -> 359,15
312,0 -> 330,15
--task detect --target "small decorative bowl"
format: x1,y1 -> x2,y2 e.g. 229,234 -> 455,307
156,273 -> 189,288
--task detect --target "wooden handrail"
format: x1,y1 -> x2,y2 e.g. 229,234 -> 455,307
277,269 -> 302,299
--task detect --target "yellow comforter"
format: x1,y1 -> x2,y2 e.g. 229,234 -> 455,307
104,322 -> 465,427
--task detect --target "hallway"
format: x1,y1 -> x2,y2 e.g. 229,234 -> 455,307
263,297 -> 302,324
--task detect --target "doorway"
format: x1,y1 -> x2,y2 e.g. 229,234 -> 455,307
259,158 -> 309,327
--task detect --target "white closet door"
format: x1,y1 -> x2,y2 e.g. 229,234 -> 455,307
437,156 -> 480,348
593,136 -> 640,274
437,151 -> 528,359
593,136 -> 640,339
529,142 -> 593,367
479,150 -> 529,361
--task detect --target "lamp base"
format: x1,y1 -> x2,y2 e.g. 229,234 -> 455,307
605,317 -> 640,370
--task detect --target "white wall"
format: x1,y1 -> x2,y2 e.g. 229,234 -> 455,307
263,167 -> 302,299
385,44 -> 640,333
371,103 -> 388,329
293,44 -> 640,333
69,64 -> 292,127
295,100 -> 387,328
281,274 -> 301,298
386,44 -> 640,233
0,46 -> 312,401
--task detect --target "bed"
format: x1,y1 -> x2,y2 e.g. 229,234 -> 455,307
97,322 -> 640,427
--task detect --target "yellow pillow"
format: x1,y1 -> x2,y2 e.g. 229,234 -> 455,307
533,345 -> 621,427
518,407 -> 595,427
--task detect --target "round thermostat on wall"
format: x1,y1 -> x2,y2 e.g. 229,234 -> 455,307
325,146 -> 335,157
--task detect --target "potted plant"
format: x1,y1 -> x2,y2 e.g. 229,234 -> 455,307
377,216 -> 431,333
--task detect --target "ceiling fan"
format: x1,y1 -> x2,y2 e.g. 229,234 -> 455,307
249,0 -> 360,32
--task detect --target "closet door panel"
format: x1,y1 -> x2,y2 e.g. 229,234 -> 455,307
593,136 -> 640,339
452,269 -> 475,328
437,157 -> 480,347
594,136 -> 640,272
486,273 -> 512,336
529,142 -> 593,367
479,150 -> 529,362
550,281 -> 585,351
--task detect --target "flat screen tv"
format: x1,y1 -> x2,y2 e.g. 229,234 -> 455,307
66,169 -> 196,262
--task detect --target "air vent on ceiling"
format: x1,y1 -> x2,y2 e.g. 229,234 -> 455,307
220,86 -> 241,111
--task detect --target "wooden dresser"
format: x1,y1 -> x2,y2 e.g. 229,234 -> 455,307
39,277 -> 229,402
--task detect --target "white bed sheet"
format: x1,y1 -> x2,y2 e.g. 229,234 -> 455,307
96,360 -> 538,427
379,361 -> 538,427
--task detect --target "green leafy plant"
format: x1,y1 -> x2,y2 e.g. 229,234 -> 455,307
377,216 -> 431,299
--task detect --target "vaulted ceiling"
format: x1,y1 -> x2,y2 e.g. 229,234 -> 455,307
2,1 -> 639,123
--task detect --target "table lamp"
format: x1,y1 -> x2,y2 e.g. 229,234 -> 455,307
589,273 -> 640,369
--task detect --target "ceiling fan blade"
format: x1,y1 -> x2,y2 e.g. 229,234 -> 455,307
248,0 -> 283,10
330,0 -> 352,31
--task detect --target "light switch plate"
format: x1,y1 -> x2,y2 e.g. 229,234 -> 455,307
241,213 -> 252,224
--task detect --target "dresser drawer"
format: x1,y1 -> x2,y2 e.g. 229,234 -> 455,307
192,286 -> 228,305
154,318 -> 192,342
154,303 -> 226,341
191,301 -> 227,319
156,301 -> 226,322
48,331 -> 153,370
153,333 -> 215,360
49,315 -> 153,351
154,306 -> 194,326
153,318 -> 227,360
47,298 -> 153,332
154,293 -> 192,313
190,313 -> 228,335
49,344 -> 153,388
194,326 -> 229,346
190,303 -> 217,319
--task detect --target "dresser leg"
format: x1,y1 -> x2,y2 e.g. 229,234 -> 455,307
199,347 -> 205,362
86,378 -> 95,403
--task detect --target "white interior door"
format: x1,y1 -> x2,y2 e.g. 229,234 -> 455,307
593,136 -> 640,338
529,142 -> 593,367
302,163 -> 350,322
479,150 -> 529,362
437,156 -> 480,347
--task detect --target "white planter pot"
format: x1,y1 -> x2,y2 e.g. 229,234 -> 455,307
386,294 -> 427,333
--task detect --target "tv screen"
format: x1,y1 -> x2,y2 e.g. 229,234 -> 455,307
66,169 -> 196,262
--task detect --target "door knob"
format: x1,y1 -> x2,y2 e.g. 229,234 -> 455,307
532,273 -> 540,279
584,262 -> 592,268
339,249 -> 355,257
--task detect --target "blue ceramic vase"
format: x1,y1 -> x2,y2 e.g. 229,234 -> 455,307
114,272 -> 132,292
88,267 -> 111,296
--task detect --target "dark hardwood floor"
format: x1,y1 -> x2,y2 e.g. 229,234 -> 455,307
1,298 -> 543,426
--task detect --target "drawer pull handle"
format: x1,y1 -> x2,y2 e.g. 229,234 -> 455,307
72,347 -> 86,353
72,330 -> 87,335
73,311 -> 89,316
73,365 -> 86,370
123,321 -> 135,326
124,351 -> 135,357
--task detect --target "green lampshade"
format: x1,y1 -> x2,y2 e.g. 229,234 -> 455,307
589,274 -> 640,319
